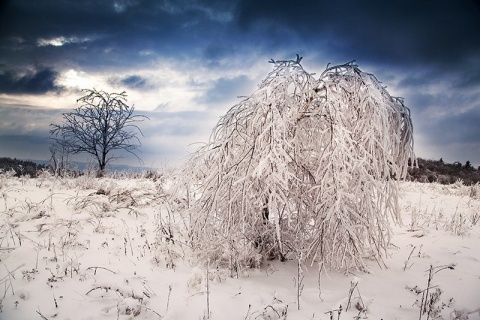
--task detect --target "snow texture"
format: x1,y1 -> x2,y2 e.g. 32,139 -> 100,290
0,173 -> 479,319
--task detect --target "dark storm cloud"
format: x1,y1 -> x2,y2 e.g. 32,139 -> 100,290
452,64 -> 480,89
1,0 -> 479,69
0,0 -> 236,70
398,72 -> 437,89
0,67 -> 63,94
1,1 -> 159,40
235,0 -> 480,70
121,75 -> 146,88
109,75 -> 150,90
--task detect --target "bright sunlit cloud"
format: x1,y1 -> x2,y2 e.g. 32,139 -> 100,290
37,36 -> 92,47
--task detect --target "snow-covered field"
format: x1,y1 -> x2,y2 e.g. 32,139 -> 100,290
1,173 -> 479,320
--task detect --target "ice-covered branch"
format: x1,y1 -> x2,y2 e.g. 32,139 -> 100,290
175,57 -> 414,272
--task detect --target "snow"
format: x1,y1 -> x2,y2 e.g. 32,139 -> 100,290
1,174 -> 479,319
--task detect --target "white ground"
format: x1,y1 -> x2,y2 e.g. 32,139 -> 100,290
1,173 -> 479,320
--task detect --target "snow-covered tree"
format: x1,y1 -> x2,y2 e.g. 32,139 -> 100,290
177,57 -> 414,272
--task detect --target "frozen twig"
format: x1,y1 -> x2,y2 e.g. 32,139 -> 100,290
86,266 -> 116,275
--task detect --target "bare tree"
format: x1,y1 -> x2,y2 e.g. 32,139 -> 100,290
50,89 -> 148,174
173,57 -> 414,272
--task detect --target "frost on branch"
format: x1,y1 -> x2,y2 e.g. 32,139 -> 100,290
178,58 -> 414,272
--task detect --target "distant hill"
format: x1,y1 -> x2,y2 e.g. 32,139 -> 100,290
0,157 -> 157,177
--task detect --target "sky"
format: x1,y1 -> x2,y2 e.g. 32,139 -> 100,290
0,0 -> 479,169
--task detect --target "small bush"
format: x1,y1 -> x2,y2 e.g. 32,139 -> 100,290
408,158 -> 480,186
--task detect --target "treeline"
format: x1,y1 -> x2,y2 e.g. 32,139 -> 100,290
408,158 -> 480,185
0,157 -> 48,177
1,156 -> 479,185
